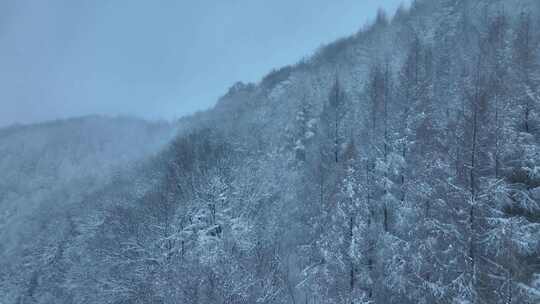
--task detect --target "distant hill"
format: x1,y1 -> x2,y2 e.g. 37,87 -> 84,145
0,115 -> 175,274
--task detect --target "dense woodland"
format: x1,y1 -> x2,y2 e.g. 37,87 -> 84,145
1,0 -> 540,303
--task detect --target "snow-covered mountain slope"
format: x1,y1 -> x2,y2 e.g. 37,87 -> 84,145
2,0 -> 540,303
0,116 -> 175,268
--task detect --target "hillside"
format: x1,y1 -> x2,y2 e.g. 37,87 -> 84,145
2,0 -> 540,303
0,115 -> 175,300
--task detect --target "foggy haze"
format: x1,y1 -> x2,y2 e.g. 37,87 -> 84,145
0,0 -> 408,127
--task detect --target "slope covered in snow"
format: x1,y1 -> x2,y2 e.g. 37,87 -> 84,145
0,116 -> 175,286
2,0 -> 540,303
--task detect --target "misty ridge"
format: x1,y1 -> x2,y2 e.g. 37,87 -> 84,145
1,0 -> 540,303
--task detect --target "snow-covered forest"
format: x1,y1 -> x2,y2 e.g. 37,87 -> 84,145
1,0 -> 540,303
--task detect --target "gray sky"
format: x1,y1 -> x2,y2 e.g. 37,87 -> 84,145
0,0 -> 409,127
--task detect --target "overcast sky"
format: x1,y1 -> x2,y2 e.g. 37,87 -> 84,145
0,0 -> 409,127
